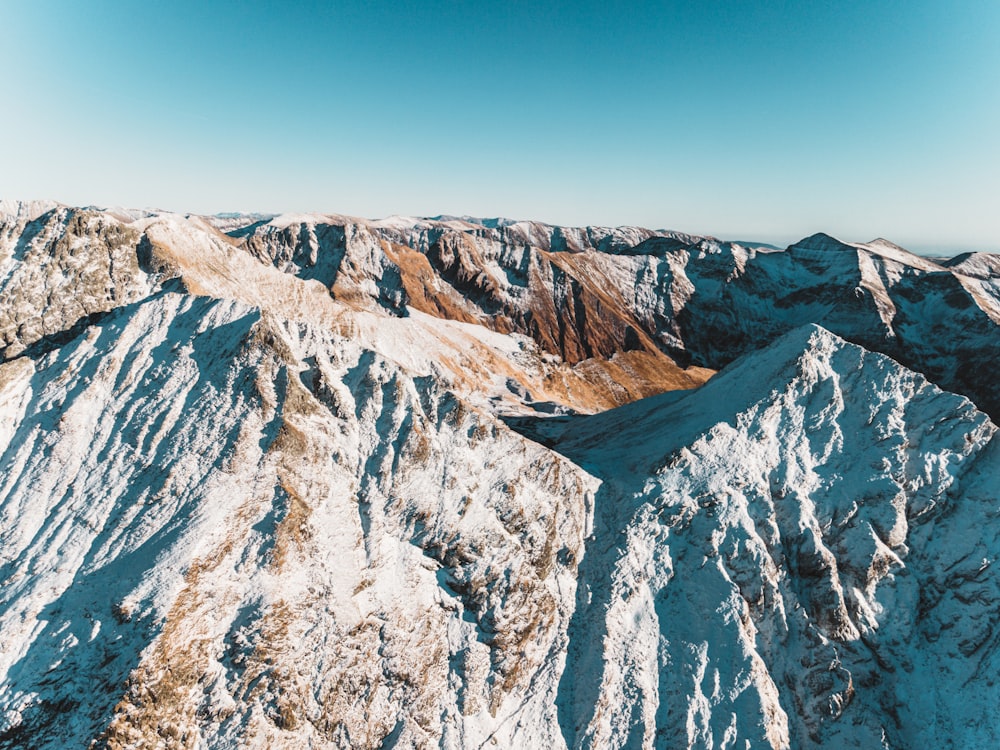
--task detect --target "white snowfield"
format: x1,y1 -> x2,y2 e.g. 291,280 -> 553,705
0,203 -> 998,749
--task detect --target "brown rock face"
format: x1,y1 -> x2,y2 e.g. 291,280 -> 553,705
236,218 -> 714,412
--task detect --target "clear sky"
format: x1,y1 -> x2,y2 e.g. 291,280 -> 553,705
2,1 -> 998,252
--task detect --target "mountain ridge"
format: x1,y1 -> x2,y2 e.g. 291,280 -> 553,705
1,202 -> 999,748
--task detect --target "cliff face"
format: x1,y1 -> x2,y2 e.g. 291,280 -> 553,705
1,204 -> 998,749
0,204 -> 154,361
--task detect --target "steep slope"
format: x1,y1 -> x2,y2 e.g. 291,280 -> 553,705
233,214 -> 713,400
0,205 -> 713,415
4,310 -> 997,748
0,202 -> 156,360
655,233 -> 1000,418
0,290 -> 599,749
528,325 -> 998,749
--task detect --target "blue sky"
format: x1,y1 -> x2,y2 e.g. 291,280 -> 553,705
2,1 -> 998,252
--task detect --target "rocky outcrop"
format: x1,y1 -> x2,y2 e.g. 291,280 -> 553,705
0,204 -> 154,360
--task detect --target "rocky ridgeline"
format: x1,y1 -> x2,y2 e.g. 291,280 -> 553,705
222,212 -> 1000,419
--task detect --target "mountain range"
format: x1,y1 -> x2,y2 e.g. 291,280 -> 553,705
1,200 -> 998,748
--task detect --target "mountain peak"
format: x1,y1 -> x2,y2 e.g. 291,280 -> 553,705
788,232 -> 856,252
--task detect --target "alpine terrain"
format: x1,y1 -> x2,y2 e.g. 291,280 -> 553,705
1,200 -> 999,749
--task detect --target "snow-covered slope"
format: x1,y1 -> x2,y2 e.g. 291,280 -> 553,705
0,291 -> 599,748
531,325 -> 998,749
1,204 -> 999,749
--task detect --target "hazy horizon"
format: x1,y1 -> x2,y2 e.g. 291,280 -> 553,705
1,197 -> 988,258
2,1 -> 998,253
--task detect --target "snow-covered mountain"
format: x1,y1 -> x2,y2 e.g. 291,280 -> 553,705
227,209 -> 1000,418
1,202 -> 998,748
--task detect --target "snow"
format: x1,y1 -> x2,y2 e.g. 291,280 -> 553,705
0,284 -> 602,747
543,325 -> 996,748
265,212 -> 342,229
0,199 -> 62,222
1,204 -> 999,748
